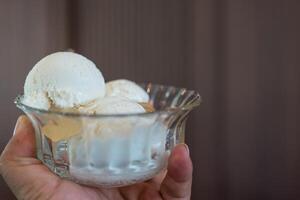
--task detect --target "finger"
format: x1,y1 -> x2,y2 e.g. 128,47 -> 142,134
160,144 -> 193,200
0,116 -> 59,199
1,115 -> 36,160
146,169 -> 167,189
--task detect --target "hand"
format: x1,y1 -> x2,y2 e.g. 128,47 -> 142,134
0,116 -> 193,200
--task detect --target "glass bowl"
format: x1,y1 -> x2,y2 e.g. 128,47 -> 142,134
15,83 -> 201,188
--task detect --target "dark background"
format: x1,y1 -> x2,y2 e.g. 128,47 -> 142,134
1,0 -> 300,199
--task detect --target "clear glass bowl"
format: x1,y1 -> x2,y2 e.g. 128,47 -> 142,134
15,83 -> 201,188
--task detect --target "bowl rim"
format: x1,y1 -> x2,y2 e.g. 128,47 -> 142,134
15,83 -> 201,118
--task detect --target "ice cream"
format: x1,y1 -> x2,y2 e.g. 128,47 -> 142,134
22,52 -> 153,116
23,52 -> 105,110
21,51 -> 158,143
79,96 -> 145,114
20,52 -> 168,187
105,79 -> 149,102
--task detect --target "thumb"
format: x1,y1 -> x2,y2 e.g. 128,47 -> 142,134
0,116 -> 51,199
1,115 -> 36,161
160,144 -> 193,200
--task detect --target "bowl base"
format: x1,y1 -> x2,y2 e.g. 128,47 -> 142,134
40,151 -> 168,188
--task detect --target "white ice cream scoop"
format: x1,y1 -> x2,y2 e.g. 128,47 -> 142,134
105,79 -> 149,103
23,52 -> 105,110
79,96 -> 145,115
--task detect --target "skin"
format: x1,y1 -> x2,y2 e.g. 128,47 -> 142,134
0,116 -> 193,200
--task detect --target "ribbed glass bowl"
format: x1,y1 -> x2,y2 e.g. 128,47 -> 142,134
15,83 -> 201,188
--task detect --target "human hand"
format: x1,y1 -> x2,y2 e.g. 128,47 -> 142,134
0,116 -> 193,200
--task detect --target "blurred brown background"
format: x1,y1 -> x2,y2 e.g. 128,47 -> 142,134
0,0 -> 300,199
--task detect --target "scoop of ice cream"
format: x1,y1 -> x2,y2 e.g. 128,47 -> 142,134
105,79 -> 149,103
79,96 -> 145,115
23,52 -> 105,110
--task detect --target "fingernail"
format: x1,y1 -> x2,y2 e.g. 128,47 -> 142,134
13,116 -> 26,135
183,143 -> 190,156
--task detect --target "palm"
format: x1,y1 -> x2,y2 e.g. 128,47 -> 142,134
0,116 -> 192,200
